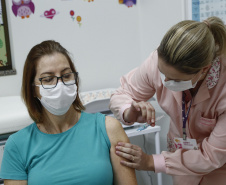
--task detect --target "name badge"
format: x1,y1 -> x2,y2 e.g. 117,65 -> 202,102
174,137 -> 198,150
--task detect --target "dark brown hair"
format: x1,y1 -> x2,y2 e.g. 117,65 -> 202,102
157,16 -> 226,74
21,40 -> 85,122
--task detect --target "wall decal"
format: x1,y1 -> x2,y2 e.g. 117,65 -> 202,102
12,0 -> 35,19
70,10 -> 82,27
40,9 -> 59,19
119,0 -> 136,8
83,0 -> 94,2
76,16 -> 82,27
70,10 -> 75,21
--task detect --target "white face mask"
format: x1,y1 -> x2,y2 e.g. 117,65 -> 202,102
160,72 -> 202,92
37,82 -> 77,115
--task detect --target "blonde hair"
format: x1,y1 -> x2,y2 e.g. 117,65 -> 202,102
157,16 -> 226,74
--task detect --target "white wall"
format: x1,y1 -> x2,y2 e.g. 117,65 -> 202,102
138,0 -> 185,60
0,0 -> 184,97
1,0 -> 142,96
0,0 -> 184,185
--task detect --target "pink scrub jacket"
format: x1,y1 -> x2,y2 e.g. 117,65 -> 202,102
109,50 -> 226,185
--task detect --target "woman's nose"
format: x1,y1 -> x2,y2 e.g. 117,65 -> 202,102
56,76 -> 63,83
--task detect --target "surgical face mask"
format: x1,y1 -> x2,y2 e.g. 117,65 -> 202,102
160,72 -> 202,92
37,82 -> 77,115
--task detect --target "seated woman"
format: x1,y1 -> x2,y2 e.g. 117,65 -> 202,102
0,40 -> 137,185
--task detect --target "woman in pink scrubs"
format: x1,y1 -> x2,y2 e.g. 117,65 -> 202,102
110,16 -> 226,185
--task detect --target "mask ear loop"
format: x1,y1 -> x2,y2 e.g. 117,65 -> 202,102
34,85 -> 42,100
197,72 -> 205,82
191,71 -> 205,88
32,82 -> 39,98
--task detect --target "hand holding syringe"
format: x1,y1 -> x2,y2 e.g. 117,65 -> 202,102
137,115 -> 165,131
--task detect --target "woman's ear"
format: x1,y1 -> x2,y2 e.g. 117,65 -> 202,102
202,64 -> 211,74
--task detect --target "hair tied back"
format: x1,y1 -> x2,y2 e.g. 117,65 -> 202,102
203,20 -> 210,28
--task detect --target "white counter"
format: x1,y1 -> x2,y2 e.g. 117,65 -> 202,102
0,96 -> 33,135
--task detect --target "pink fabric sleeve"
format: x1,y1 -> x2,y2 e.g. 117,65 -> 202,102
109,51 -> 158,123
153,154 -> 167,173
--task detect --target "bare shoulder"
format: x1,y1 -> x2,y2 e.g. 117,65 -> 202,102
105,116 -> 122,130
105,116 -> 124,135
105,116 -> 129,145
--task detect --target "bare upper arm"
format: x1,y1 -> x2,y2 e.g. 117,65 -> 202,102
105,116 -> 137,185
4,180 -> 27,185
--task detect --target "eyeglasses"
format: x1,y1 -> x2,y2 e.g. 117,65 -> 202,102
39,72 -> 78,89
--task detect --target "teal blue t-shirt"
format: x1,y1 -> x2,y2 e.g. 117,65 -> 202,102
0,112 -> 113,185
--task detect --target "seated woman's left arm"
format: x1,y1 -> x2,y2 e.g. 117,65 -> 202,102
105,116 -> 138,185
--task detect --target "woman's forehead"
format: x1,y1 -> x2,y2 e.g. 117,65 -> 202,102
158,58 -> 193,80
36,53 -> 70,73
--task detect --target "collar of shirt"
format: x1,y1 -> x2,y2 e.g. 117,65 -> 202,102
183,57 -> 220,104
183,90 -> 192,104
206,57 -> 220,89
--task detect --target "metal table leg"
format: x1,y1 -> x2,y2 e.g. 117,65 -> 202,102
155,131 -> 162,185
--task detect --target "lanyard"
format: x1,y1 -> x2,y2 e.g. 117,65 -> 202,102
182,92 -> 193,140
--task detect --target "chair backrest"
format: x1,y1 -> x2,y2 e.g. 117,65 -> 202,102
79,88 -> 116,113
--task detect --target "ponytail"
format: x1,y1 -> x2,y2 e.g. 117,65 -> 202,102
205,16 -> 226,56
157,16 -> 226,74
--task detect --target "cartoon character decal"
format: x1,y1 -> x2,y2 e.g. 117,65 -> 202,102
40,9 -> 59,19
119,0 -> 136,8
12,0 -> 35,19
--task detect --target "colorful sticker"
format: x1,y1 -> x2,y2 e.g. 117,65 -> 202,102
83,0 -> 94,2
70,10 -> 75,21
70,10 -> 82,27
40,9 -> 59,19
12,0 -> 35,19
119,0 -> 136,8
76,16 -> 82,27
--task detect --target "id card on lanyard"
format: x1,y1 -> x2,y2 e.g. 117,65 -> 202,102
174,91 -> 198,150
174,137 -> 198,150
